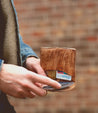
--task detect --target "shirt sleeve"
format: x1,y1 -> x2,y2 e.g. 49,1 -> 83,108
0,59 -> 4,71
19,34 -> 38,66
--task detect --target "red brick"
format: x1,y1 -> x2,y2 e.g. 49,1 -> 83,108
87,2 -> 96,8
87,36 -> 98,42
34,6 -> 51,12
31,32 -> 45,37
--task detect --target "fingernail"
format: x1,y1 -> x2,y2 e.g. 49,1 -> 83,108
43,90 -> 47,96
57,82 -> 61,88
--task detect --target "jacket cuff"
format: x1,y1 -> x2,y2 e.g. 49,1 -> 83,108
0,59 -> 4,71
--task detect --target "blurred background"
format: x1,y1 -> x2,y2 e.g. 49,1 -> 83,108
9,0 -> 98,113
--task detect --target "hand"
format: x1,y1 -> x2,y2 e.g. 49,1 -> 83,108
25,57 -> 51,88
0,64 -> 61,98
25,57 -> 46,76
25,57 -> 46,87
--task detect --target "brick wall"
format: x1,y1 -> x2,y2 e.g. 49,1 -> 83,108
9,0 -> 98,113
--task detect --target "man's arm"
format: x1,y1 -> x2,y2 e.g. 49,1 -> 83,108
0,63 -> 61,98
19,35 -> 46,76
19,34 -> 38,65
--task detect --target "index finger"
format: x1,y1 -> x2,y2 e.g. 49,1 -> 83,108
29,71 -> 61,89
